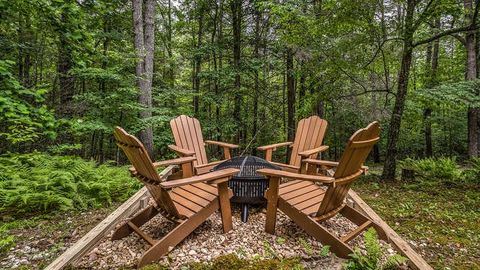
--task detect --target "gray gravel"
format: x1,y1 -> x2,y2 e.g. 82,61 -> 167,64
75,205 -> 349,269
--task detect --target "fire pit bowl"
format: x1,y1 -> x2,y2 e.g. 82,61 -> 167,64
212,155 -> 281,222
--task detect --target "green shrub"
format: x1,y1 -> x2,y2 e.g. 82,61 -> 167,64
0,153 -> 142,215
343,228 -> 407,270
399,157 -> 462,183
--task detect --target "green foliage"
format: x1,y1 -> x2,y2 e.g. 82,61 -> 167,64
343,228 -> 407,270
0,230 -> 15,253
0,60 -> 57,145
399,157 -> 462,182
398,156 -> 480,189
298,237 -> 313,256
418,80 -> 480,108
319,245 -> 331,257
0,153 -> 141,215
354,172 -> 480,269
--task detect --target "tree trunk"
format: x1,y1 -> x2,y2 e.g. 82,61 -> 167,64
286,48 -> 296,143
132,0 -> 155,156
57,10 -> 75,118
252,6 -> 261,156
231,0 -> 242,143
424,20 -> 440,157
382,0 -> 415,181
193,3 -> 204,116
465,0 -> 478,158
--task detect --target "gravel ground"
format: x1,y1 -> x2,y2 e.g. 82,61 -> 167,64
74,203 -> 398,269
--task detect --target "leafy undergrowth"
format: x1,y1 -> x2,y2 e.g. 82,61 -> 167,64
0,153 -> 141,216
354,165 -> 480,270
0,153 -> 141,255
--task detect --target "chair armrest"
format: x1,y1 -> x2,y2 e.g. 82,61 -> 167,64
298,145 -> 329,157
129,157 -> 197,175
302,159 -> 369,174
257,168 -> 335,184
160,168 -> 239,189
152,157 -> 197,168
257,142 -> 292,151
168,145 -> 195,156
302,159 -> 338,167
205,140 -> 239,149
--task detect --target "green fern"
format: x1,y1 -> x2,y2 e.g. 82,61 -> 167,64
343,228 -> 407,270
0,153 -> 142,215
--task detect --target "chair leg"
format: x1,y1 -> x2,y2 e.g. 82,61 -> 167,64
264,177 -> 280,234
138,199 -> 219,268
112,205 -> 159,240
278,199 -> 353,258
217,182 -> 233,233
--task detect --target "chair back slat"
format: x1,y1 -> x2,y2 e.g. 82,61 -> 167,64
290,116 -> 328,167
114,127 -> 181,218
316,122 -> 380,217
170,115 -> 208,166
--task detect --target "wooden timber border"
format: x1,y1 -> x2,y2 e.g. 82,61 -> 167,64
46,167 -> 432,270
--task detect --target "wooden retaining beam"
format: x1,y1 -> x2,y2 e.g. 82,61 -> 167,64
45,165 -> 176,270
348,190 -> 433,270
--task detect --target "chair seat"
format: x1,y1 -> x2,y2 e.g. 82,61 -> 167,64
170,182 -> 218,217
279,180 -> 326,216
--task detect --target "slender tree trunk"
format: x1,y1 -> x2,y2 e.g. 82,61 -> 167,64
193,3 -> 204,116
57,10 -> 75,118
167,0 -> 174,87
465,0 -> 479,158
286,48 -> 296,143
424,20 -> 440,157
231,0 -> 242,143
216,0 -> 224,142
252,5 -> 261,156
382,0 -> 415,181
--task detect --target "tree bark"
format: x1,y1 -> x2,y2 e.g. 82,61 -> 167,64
423,20 -> 440,158
382,0 -> 415,181
231,0 -> 242,143
193,2 -> 204,116
132,0 -> 155,156
56,8 -> 75,118
286,48 -> 296,143
252,5 -> 261,156
465,0 -> 479,158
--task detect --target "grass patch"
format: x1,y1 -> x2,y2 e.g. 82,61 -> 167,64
141,254 -> 303,270
354,165 -> 480,270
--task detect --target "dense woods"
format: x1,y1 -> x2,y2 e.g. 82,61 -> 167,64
2,0 -> 480,175
2,1 -> 480,269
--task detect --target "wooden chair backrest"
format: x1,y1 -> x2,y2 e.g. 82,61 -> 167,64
290,116 -> 328,167
316,122 -> 380,218
170,115 -> 208,167
114,127 -> 181,218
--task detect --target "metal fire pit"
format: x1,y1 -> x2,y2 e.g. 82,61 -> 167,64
212,156 -> 280,222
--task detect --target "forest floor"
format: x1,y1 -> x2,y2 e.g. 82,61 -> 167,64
353,166 -> 480,270
0,166 -> 479,269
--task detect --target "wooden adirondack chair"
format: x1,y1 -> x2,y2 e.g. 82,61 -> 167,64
257,122 -> 387,258
113,127 -> 239,267
257,115 -> 328,173
170,115 -> 239,175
